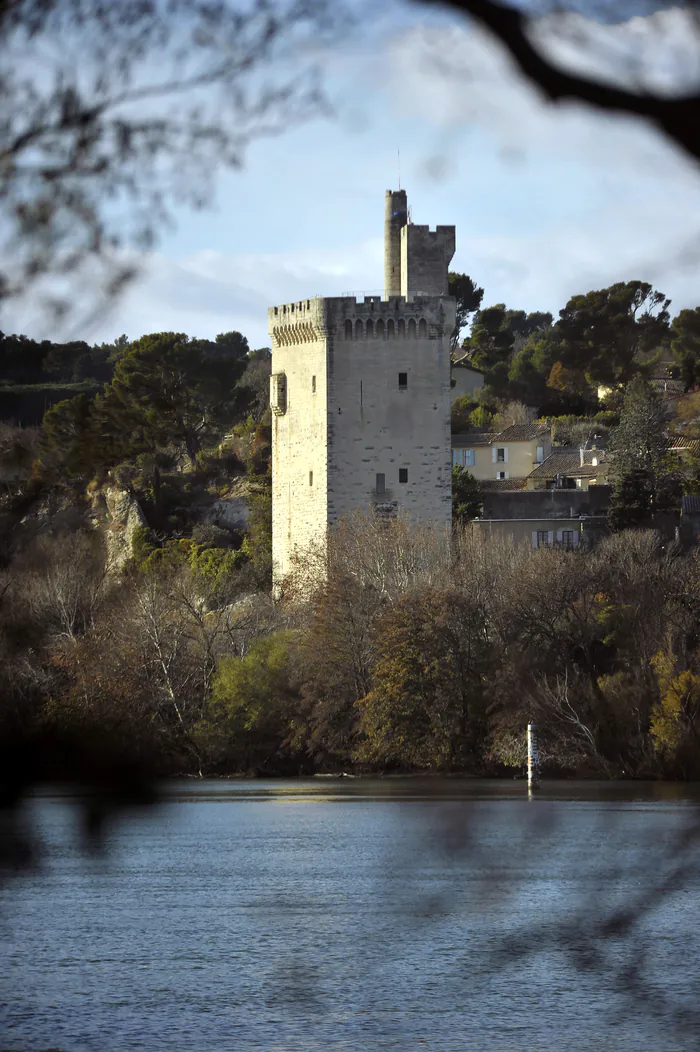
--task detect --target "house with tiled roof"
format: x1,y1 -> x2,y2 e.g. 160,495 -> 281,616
452,421 -> 551,482
526,448 -> 608,492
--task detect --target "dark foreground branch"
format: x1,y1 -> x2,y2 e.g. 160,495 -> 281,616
431,0 -> 700,163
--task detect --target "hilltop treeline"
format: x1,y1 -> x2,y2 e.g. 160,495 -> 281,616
449,277 -> 700,418
0,330 -> 273,565
2,516 -> 699,781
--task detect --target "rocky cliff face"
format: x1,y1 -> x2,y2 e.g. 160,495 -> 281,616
196,476 -> 257,533
89,482 -> 147,574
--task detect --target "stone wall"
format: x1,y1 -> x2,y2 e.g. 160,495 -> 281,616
400,224 -> 455,297
269,300 -> 329,585
269,294 -> 455,588
326,297 -> 453,529
269,189 -> 457,591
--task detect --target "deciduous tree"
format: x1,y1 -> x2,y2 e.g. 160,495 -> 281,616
357,589 -> 490,770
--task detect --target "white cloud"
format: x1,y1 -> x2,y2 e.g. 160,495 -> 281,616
531,7 -> 700,96
75,238 -> 385,347
381,11 -> 700,175
375,8 -> 700,315
5,5 -> 700,349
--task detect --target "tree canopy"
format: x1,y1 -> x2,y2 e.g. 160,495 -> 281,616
671,308 -> 700,393
449,272 -> 484,350
462,305 -> 552,397
544,282 -> 670,394
108,331 -> 249,463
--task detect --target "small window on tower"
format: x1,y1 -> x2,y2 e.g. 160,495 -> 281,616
312,375 -> 316,393
309,471 -> 313,486
399,468 -> 408,484
398,372 -> 408,390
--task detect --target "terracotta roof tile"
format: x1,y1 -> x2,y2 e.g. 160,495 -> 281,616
480,478 -> 529,491
452,432 -> 498,447
528,448 -> 608,480
494,421 -> 550,443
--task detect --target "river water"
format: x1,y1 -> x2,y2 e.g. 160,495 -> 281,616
2,779 -> 700,1051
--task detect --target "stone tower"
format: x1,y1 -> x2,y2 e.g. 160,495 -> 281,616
268,190 -> 456,589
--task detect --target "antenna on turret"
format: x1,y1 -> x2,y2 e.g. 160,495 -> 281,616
397,149 -> 401,191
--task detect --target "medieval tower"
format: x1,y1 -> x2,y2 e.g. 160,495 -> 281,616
268,190 -> 456,588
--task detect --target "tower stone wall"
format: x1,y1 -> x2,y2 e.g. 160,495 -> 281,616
269,192 -> 456,590
401,224 -> 455,297
384,189 -> 408,298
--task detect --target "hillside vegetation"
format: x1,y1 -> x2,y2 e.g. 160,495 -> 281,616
1,276 -> 700,781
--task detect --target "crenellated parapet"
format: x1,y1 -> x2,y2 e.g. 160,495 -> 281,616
401,224 -> 455,297
269,294 -> 456,346
268,297 -> 327,347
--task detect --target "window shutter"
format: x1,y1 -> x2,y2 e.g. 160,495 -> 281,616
556,530 -> 563,543
531,531 -> 538,549
548,531 -> 555,546
504,448 -> 509,463
452,450 -> 459,466
573,531 -> 579,547
492,447 -> 497,463
504,471 -> 509,480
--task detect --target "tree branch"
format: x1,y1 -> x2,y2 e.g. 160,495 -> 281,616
431,0 -> 700,163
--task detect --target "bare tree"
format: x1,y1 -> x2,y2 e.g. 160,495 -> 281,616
19,529 -> 107,643
0,0 -> 343,325
533,669 -> 614,774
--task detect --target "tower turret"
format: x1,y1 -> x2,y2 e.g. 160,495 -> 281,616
384,189 -> 407,298
269,189 -> 456,592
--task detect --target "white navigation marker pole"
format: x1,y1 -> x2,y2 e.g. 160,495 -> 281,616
527,722 -> 540,793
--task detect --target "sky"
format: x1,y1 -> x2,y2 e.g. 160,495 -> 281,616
6,3 -> 700,349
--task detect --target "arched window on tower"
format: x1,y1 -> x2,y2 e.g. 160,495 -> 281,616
344,319 -> 353,339
398,319 -> 405,338
418,318 -> 428,338
376,319 -> 385,339
355,319 -> 363,339
387,319 -> 395,338
408,319 -> 417,338
366,319 -> 374,339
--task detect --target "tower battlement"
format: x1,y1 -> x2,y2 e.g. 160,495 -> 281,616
269,295 -> 456,347
268,189 -> 455,590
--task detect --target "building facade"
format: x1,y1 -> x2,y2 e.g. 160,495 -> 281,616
471,487 -> 611,550
269,191 -> 456,588
452,422 -> 552,481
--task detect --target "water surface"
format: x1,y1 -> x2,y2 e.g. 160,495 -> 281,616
2,779 -> 700,1051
